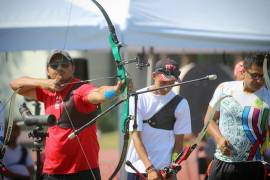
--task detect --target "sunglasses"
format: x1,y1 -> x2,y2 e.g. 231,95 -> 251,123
246,70 -> 264,81
155,68 -> 180,79
49,62 -> 71,70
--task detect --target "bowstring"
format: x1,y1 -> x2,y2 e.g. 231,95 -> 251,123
61,96 -> 96,180
63,0 -> 73,50
0,93 -> 14,115
61,1 -> 96,179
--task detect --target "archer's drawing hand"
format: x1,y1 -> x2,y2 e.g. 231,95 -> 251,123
46,78 -> 63,92
217,136 -> 232,156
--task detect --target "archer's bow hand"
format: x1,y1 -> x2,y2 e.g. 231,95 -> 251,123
47,79 -> 62,92
114,80 -> 125,95
147,169 -> 161,180
115,78 -> 134,95
217,136 -> 232,156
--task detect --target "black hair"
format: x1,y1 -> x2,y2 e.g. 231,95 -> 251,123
244,52 -> 269,69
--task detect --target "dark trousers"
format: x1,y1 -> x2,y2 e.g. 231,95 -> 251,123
208,158 -> 265,180
42,169 -> 101,180
127,172 -> 147,180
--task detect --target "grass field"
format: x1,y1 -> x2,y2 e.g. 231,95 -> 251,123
99,131 -> 119,149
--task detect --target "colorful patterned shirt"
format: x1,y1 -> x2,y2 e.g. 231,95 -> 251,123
210,81 -> 270,162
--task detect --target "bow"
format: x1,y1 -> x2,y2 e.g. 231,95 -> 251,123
263,53 -> 270,90
62,1 -> 130,179
0,89 -> 19,160
90,1 -> 130,179
262,53 -> 270,155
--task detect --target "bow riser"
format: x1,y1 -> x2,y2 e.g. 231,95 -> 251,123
91,1 -> 130,179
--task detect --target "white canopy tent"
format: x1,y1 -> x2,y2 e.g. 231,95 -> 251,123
1,2 -> 269,179
123,0 -> 270,52
0,0 -> 270,52
0,0 -> 128,51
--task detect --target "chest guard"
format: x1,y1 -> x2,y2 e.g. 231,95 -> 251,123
57,83 -> 100,129
143,95 -> 183,130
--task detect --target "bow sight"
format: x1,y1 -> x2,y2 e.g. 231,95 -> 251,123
118,57 -> 150,70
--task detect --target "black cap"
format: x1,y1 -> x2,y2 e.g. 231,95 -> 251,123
154,58 -> 180,81
47,50 -> 73,65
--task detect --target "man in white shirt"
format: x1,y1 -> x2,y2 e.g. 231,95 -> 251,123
125,58 -> 192,180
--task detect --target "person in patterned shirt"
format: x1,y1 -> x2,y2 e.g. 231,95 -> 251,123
204,53 -> 270,180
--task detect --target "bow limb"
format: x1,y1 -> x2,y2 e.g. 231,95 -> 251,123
263,54 -> 270,90
176,95 -> 230,163
109,121 -> 129,180
91,0 -> 130,179
0,89 -> 19,159
126,161 -> 146,180
196,95 -> 231,144
262,54 -> 270,154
